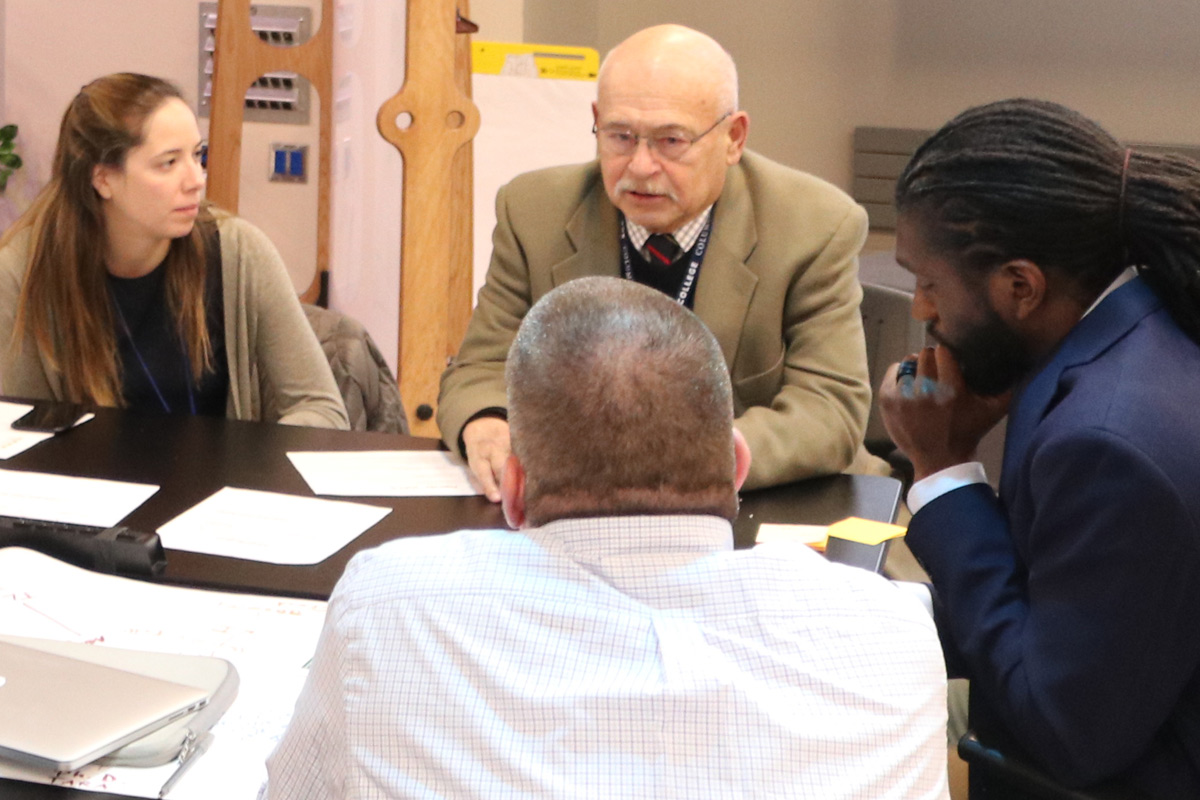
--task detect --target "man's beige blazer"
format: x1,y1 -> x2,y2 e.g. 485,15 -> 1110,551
438,150 -> 874,489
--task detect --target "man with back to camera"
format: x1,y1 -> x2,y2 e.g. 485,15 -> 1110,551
439,24 -> 882,501
264,277 -> 950,799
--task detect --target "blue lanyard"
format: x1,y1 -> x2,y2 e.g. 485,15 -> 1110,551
111,300 -> 196,415
619,216 -> 712,306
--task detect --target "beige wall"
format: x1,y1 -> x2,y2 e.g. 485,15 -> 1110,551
524,0 -> 597,49
525,1 -> 1200,192
472,0 -> 524,43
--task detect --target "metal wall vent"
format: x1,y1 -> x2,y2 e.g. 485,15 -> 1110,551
198,3 -> 312,125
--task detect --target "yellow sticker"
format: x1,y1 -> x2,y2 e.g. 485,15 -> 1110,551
472,41 -> 600,81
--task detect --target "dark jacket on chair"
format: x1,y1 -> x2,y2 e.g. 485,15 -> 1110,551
302,304 -> 407,434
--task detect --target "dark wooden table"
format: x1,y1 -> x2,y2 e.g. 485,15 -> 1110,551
1,407 -> 901,798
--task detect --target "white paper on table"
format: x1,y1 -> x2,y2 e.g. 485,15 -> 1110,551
157,486 -> 391,565
0,547 -> 328,799
287,450 -> 483,497
0,467 -> 158,526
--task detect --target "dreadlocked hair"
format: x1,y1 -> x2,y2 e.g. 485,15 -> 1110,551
895,98 -> 1200,345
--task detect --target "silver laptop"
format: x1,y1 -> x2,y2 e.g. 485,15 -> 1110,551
0,640 -> 210,771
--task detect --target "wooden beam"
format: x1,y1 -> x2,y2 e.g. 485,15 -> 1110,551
208,0 -> 334,302
377,0 -> 480,437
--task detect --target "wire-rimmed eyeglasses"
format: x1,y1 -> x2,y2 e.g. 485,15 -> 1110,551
592,112 -> 733,161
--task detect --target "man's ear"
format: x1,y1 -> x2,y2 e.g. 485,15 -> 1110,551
500,452 -> 526,529
725,111 -> 749,165
732,428 -> 752,491
92,164 -> 115,200
989,259 -> 1046,322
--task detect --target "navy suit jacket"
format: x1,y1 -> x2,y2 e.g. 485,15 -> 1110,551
907,277 -> 1200,797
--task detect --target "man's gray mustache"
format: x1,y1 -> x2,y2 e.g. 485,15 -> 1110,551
615,179 -> 678,202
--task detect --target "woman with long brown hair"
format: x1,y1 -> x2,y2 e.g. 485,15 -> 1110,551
0,73 -> 347,427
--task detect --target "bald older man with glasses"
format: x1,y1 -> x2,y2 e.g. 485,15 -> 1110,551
440,24 -> 879,499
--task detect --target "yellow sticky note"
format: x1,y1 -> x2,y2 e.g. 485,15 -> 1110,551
826,517 -> 907,546
755,523 -> 828,552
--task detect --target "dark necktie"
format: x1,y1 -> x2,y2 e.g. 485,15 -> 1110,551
643,234 -> 682,266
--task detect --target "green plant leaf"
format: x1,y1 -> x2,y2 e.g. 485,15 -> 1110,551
0,124 -> 15,141
0,153 -> 21,168
0,172 -> 9,192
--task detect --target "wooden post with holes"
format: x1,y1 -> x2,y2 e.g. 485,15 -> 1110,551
377,0 -> 480,438
207,0 -> 333,303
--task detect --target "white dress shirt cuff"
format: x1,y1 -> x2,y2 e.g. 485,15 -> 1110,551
891,581 -> 935,618
906,462 -> 989,515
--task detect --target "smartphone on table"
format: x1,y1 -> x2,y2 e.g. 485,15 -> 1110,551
12,401 -> 87,433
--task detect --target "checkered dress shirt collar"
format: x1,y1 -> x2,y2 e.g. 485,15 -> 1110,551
625,206 -> 714,260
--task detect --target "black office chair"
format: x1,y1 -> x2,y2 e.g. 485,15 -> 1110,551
958,730 -> 1132,799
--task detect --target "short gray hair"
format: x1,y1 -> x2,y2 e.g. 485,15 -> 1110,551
507,277 -> 738,524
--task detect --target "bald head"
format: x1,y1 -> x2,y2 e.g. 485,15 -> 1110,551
598,25 -> 738,115
592,26 -> 749,234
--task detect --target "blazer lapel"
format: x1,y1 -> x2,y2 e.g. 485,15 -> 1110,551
1000,277 -> 1162,499
546,160 -> 759,369
692,163 -> 759,366
552,174 -> 623,286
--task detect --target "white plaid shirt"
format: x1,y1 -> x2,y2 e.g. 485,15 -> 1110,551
264,516 -> 949,799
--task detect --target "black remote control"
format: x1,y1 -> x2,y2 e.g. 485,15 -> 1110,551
0,516 -> 166,576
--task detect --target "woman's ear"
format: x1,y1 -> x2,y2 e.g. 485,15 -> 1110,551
92,164 -> 115,200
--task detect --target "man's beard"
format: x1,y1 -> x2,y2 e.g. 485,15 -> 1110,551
929,307 -> 1034,397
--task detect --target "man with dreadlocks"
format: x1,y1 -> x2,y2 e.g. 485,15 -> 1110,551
879,98 -> 1200,797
